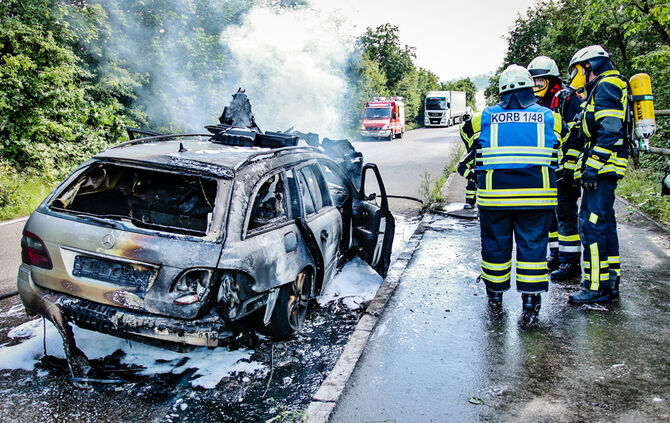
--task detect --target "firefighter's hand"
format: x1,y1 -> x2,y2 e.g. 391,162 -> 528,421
581,167 -> 598,190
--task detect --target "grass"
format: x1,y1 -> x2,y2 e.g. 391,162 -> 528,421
0,169 -> 58,221
617,166 -> 670,228
419,143 -> 464,210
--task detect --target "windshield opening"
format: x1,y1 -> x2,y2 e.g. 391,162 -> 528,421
50,162 -> 218,236
364,108 -> 392,119
425,98 -> 447,110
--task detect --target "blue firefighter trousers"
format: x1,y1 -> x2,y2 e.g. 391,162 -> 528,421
479,209 -> 553,293
578,176 -> 620,290
556,178 -> 581,264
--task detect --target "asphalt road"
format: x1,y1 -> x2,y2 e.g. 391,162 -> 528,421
352,126 -> 462,214
330,199 -> 670,422
0,217 -> 27,296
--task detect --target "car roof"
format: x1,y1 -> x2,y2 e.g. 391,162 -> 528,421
96,138 -> 321,178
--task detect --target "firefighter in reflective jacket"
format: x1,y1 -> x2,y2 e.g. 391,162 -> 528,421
463,65 -> 561,314
528,55 -> 583,281
457,145 -> 478,209
567,45 -> 628,304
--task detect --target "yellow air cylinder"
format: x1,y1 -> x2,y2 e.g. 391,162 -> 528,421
630,73 -> 656,147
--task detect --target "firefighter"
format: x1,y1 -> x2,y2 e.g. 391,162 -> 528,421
462,65 -> 561,315
528,56 -> 583,281
567,45 -> 628,304
457,141 -> 478,209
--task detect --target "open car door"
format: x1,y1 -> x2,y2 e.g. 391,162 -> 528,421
352,163 -> 395,277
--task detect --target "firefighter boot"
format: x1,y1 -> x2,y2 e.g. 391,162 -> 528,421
551,262 -> 581,282
521,294 -> 541,314
546,253 -> 559,272
609,272 -> 620,300
464,203 -> 474,209
568,284 -> 610,304
486,288 -> 503,306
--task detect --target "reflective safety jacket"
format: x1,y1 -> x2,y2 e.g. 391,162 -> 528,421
550,87 -> 583,179
575,70 -> 629,180
461,104 -> 561,210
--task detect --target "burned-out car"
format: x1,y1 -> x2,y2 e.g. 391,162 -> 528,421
17,94 -> 394,376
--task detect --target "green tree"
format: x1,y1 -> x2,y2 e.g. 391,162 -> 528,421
442,77 -> 478,108
0,17 -> 127,174
344,52 -> 389,129
357,23 -> 416,90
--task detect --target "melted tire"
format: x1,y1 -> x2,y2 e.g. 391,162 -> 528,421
262,271 -> 312,339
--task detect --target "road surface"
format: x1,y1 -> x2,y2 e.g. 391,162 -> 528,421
353,126 -> 461,214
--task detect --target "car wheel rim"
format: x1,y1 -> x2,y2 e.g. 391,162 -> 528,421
288,272 -> 310,330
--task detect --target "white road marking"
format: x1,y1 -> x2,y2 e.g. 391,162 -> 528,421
0,217 -> 28,227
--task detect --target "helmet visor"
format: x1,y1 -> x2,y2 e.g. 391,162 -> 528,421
569,64 -> 586,91
533,77 -> 549,97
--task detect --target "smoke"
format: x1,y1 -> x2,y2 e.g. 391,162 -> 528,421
84,1 -> 360,137
221,3 -> 357,137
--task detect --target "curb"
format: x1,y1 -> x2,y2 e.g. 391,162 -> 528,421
304,214 -> 430,422
616,195 -> 669,233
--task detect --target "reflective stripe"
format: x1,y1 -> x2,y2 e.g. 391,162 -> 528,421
586,157 -> 604,169
517,261 -> 547,270
482,260 -> 512,270
478,188 -> 557,197
548,241 -> 559,249
485,170 -> 493,190
477,197 -> 557,207
559,234 -> 580,242
594,109 -> 625,120
590,243 -> 599,290
589,213 -> 598,224
517,274 -> 548,283
559,245 -> 582,252
566,149 -> 580,157
542,166 -> 549,188
480,157 -> 555,166
482,271 -> 511,282
537,122 -> 545,148
480,147 -> 555,156
608,256 -> 620,264
549,231 -> 559,238
592,145 -> 612,155
491,123 -> 499,148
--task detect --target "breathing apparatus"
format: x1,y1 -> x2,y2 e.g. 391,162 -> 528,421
570,45 -> 657,154
629,73 -> 656,153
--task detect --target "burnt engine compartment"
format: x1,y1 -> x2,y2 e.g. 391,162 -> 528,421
51,163 -> 218,236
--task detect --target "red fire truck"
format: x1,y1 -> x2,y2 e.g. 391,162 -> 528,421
360,97 -> 405,141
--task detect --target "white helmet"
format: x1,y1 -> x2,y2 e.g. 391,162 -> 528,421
569,45 -> 610,70
498,64 -> 534,94
528,56 -> 560,78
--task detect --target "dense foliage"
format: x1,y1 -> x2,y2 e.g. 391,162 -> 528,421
353,23 -> 475,128
487,0 -> 669,224
0,0 -> 257,176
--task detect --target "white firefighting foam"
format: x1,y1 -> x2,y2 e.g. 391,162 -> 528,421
0,318 -> 262,389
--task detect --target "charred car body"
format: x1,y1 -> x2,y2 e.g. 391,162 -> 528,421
17,91 -> 394,376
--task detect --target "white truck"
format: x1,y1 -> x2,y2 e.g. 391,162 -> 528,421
424,91 -> 467,127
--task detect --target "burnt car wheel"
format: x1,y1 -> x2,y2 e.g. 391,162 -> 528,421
264,270 -> 312,339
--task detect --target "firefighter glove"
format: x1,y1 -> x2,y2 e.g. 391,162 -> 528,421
581,167 -> 598,190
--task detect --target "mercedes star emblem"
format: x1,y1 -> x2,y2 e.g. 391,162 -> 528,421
101,233 -> 116,249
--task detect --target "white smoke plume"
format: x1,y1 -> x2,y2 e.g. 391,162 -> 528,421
221,3 -> 357,138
